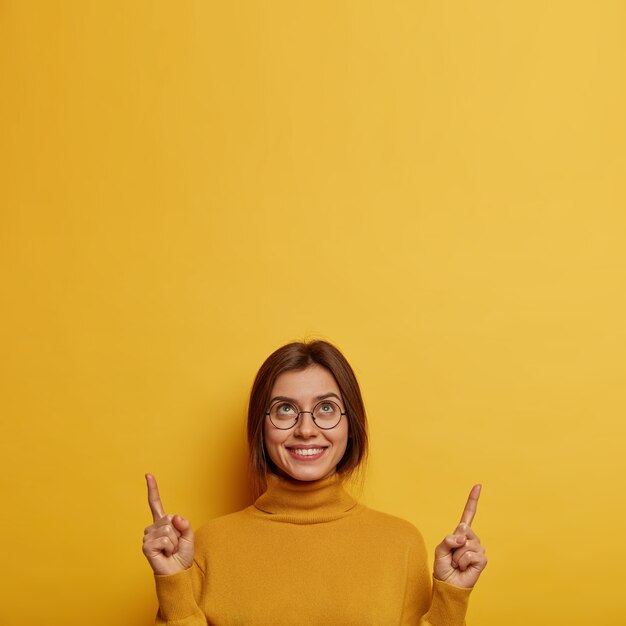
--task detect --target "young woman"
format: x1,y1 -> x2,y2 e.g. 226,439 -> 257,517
142,340 -> 487,625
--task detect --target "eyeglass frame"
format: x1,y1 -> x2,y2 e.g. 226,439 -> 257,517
265,399 -> 347,430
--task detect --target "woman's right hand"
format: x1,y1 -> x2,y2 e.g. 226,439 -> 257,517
142,473 -> 195,576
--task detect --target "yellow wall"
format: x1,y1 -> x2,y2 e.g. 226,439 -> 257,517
1,2 -> 625,624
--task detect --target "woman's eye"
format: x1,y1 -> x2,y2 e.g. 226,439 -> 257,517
279,404 -> 295,414
319,403 -> 333,413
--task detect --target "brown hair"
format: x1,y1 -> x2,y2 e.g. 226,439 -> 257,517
246,340 -> 368,497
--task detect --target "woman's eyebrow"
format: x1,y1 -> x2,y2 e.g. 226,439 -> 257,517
269,392 -> 342,404
316,392 -> 341,401
269,395 -> 296,404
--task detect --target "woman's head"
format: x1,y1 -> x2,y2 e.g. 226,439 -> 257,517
247,340 -> 368,495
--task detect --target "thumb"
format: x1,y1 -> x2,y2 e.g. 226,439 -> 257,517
435,534 -> 466,560
172,514 -> 194,540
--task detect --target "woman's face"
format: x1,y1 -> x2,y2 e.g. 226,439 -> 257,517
263,364 -> 349,482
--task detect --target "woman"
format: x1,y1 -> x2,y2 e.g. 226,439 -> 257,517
142,340 -> 487,625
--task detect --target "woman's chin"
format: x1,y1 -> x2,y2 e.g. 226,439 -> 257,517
278,462 -> 335,482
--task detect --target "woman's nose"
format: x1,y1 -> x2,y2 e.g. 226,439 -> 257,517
293,412 -> 317,437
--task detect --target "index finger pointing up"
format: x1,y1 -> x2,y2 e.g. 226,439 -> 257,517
460,484 -> 481,526
146,473 -> 165,522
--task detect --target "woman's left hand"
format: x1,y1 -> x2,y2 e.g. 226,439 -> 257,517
433,484 -> 488,589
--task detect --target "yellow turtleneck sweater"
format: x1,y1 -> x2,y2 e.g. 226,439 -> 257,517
153,474 -> 472,625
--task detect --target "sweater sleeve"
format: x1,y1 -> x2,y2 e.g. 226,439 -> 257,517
153,562 -> 207,625
421,579 -> 472,626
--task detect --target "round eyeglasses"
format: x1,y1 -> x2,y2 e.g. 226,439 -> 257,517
266,400 -> 346,430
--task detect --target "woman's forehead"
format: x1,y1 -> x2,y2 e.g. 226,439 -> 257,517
270,365 -> 340,399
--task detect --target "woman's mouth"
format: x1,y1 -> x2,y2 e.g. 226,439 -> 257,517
286,447 -> 327,460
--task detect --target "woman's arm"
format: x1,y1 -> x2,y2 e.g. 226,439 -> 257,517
401,530 -> 473,626
402,486 -> 487,625
143,474 -> 207,625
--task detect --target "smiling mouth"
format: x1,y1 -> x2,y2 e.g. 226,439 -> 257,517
286,447 -> 328,459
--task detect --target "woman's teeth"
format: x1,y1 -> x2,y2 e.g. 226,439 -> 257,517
291,448 -> 325,456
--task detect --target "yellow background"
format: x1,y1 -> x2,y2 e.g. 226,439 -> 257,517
1,2 -> 625,625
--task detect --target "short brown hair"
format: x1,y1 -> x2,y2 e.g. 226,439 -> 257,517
247,340 -> 368,497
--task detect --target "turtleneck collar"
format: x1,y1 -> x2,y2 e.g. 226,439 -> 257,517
252,473 -> 361,524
